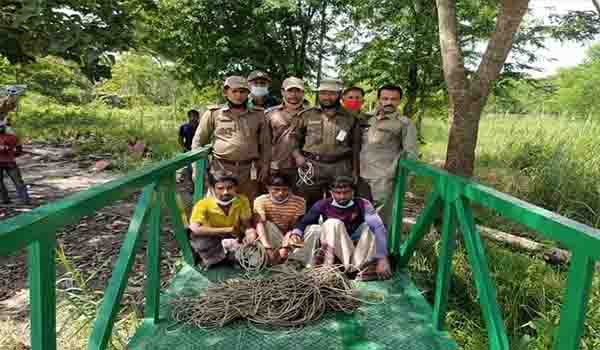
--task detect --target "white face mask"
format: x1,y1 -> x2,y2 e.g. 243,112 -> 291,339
251,86 -> 269,97
270,194 -> 290,204
216,197 -> 236,206
330,195 -> 355,209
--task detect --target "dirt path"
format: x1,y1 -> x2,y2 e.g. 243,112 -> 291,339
0,142 -> 194,327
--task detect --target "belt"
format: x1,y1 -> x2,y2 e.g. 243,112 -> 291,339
302,151 -> 351,164
214,158 -> 257,166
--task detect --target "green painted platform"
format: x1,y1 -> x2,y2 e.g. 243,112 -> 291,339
128,264 -> 458,350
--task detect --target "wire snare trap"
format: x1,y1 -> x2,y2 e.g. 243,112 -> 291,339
169,265 -> 363,329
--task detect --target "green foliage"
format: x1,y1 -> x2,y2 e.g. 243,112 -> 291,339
18,56 -> 93,104
97,52 -> 219,108
544,45 -> 600,118
0,0 -> 156,81
142,0 -> 350,87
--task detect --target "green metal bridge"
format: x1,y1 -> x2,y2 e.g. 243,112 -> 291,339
1,146 -> 599,350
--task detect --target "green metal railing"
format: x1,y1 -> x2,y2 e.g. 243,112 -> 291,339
388,158 -> 600,350
1,149 -> 599,350
0,147 -> 209,350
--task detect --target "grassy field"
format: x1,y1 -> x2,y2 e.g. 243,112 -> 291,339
413,113 -> 600,349
5,100 -> 600,349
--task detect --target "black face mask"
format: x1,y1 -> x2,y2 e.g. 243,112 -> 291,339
227,98 -> 248,109
320,99 -> 340,110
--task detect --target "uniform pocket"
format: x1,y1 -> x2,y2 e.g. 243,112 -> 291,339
215,117 -> 236,139
306,120 -> 323,145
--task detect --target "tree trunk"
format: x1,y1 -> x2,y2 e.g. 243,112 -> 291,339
436,0 -> 529,177
402,63 -> 419,118
314,0 -> 328,105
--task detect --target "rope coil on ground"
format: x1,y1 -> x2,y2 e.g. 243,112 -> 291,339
169,265 -> 362,329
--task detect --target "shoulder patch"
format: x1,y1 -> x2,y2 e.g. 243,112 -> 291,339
206,104 -> 222,110
264,104 -> 283,114
298,106 -> 320,117
398,115 -> 413,124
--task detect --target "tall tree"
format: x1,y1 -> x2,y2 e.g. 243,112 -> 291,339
142,0 -> 350,88
436,0 -> 529,177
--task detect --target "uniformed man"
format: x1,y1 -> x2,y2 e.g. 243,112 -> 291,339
265,76 -> 307,190
191,76 -> 271,203
293,78 -> 360,208
247,70 -> 279,110
342,86 -> 371,121
359,84 -> 418,227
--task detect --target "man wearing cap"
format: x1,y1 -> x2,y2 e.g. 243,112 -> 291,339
191,76 -> 271,203
342,86 -> 371,121
247,70 -> 279,110
293,78 -> 361,208
359,84 -> 418,227
264,76 -> 307,189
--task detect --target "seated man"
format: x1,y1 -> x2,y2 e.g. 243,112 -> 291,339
188,170 -> 256,268
248,174 -> 306,264
290,175 -> 391,280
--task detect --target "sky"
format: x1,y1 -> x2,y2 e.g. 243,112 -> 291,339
528,0 -> 599,76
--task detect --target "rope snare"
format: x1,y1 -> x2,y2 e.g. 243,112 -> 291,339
169,265 -> 362,329
297,161 -> 315,186
235,243 -> 268,273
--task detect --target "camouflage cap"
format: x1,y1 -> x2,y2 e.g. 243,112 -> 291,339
318,79 -> 343,92
282,77 -> 305,91
247,70 -> 271,82
224,76 -> 250,90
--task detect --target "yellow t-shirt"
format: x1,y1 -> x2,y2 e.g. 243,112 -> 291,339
190,195 -> 252,228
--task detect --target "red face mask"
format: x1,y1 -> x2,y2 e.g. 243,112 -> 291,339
344,99 -> 363,111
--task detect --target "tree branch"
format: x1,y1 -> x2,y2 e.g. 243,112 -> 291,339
472,0 -> 529,96
592,0 -> 600,15
435,0 -> 468,98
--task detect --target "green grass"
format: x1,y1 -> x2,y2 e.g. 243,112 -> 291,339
13,93 -> 189,171
420,113 -> 600,230
411,113 -> 600,349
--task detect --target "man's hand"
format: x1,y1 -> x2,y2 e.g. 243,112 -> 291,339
284,233 -> 303,248
278,247 -> 289,261
375,257 -> 392,280
294,153 -> 306,167
258,166 -> 269,183
243,228 -> 258,244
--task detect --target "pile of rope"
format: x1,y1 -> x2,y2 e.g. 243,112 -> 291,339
169,265 -> 361,328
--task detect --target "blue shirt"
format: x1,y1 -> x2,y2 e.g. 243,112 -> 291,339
179,123 -> 197,151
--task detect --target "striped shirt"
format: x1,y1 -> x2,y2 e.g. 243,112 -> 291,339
253,194 -> 306,233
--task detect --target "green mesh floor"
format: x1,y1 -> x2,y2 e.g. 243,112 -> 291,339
128,264 -> 458,350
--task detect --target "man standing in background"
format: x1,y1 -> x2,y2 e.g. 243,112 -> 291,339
178,109 -> 200,183
247,71 -> 279,110
192,76 -> 271,203
265,76 -> 307,189
342,86 -> 371,121
359,84 -> 418,227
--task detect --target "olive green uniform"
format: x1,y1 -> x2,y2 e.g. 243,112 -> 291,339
359,111 -> 418,226
265,104 -> 304,190
295,106 -> 360,207
191,104 -> 270,202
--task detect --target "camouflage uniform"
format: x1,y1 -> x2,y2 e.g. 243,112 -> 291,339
295,79 -> 360,207
265,77 -> 306,190
359,111 -> 418,226
191,76 -> 270,202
